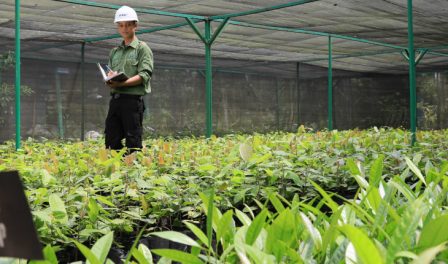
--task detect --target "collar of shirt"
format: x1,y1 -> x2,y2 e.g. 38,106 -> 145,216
119,38 -> 139,49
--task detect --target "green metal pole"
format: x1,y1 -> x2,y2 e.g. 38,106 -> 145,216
328,35 -> 333,131
205,20 -> 213,138
15,0 -> 21,150
408,0 -> 417,145
81,42 -> 85,140
297,62 -> 301,128
275,78 -> 280,130
55,73 -> 64,139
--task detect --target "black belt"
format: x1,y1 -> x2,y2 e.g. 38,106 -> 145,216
111,93 -> 143,100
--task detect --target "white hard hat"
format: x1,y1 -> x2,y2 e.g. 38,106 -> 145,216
114,6 -> 139,23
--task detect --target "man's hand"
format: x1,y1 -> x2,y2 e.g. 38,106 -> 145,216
106,70 -> 122,88
107,70 -> 117,77
106,80 -> 122,89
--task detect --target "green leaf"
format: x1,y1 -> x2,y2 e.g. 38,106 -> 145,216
73,240 -> 101,264
151,231 -> 201,248
389,177 -> 416,201
339,225 -> 384,264
266,209 -> 297,262
43,244 -> 58,264
309,180 -> 338,213
268,193 -> 285,213
235,209 -> 252,226
49,194 -> 68,224
326,239 -> 349,264
346,158 -> 362,176
88,198 -> 100,223
300,212 -> 322,250
366,187 -> 382,213
386,199 -> 427,264
405,157 -> 427,186
126,224 -> 149,263
206,190 -> 214,249
91,231 -> 113,264
239,143 -> 253,162
139,244 -> 153,262
369,155 -> 384,187
245,209 -> 267,245
41,169 -> 55,186
322,207 -> 343,252
418,215 -> 448,251
95,195 -> 116,207
152,249 -> 204,264
411,242 -> 447,264
183,221 -> 209,247
216,210 -> 234,244
131,247 -> 151,264
243,244 -> 276,264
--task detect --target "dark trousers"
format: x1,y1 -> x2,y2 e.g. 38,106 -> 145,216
105,94 -> 145,152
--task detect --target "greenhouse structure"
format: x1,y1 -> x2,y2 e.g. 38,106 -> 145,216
1,0 -> 447,147
1,0 -> 448,263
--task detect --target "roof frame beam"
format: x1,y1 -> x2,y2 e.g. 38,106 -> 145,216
54,0 -> 206,20
210,0 -> 320,20
84,20 -> 200,43
224,20 -> 405,50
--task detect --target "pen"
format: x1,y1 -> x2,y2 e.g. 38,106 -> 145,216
105,64 -> 113,73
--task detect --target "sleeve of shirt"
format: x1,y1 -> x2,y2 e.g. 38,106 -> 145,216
108,48 -> 115,70
138,43 -> 154,91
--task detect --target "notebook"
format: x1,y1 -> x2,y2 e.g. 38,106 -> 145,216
97,63 -> 128,82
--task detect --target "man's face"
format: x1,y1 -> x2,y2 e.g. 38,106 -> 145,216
117,21 -> 137,39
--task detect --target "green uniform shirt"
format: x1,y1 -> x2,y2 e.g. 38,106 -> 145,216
108,38 -> 153,95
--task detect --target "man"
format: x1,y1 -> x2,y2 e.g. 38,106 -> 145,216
105,6 -> 153,153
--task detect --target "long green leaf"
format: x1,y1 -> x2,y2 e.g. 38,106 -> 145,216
235,208 -> 252,226
411,242 -> 447,264
206,190 -> 215,249
339,225 -> 384,264
152,249 -> 204,264
326,239 -> 349,264
369,155 -> 384,187
217,210 -> 234,245
346,158 -> 362,176
300,212 -> 322,250
309,180 -> 338,213
266,209 -> 296,262
405,157 -> 427,186
72,240 -> 101,264
131,247 -> 151,264
322,207 -> 343,252
418,215 -> 448,251
245,209 -> 267,245
151,231 -> 201,248
268,192 -> 285,213
386,199 -> 427,264
138,244 -> 153,263
91,231 -> 113,264
125,224 -> 148,263
389,177 -> 416,201
184,221 -> 209,247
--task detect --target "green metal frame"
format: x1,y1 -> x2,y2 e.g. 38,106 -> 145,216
328,36 -> 333,131
13,0 -> 447,145
15,0 -> 21,150
55,72 -> 64,138
81,42 -> 85,140
408,0 -> 417,145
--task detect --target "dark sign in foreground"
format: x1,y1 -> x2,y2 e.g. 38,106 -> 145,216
0,171 -> 43,259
